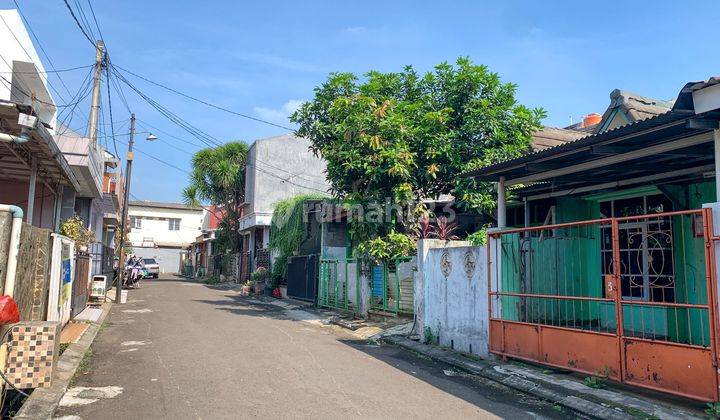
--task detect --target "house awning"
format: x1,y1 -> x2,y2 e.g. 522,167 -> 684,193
464,84 -> 720,200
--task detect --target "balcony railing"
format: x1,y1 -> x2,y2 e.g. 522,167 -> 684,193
103,171 -> 124,205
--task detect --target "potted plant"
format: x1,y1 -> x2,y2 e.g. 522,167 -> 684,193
240,280 -> 252,296
59,215 -> 96,253
250,267 -> 269,295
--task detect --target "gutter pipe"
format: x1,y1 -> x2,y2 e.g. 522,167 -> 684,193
0,205 -> 24,297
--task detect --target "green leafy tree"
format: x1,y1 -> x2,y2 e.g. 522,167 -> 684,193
183,142 -> 249,252
291,57 -> 545,251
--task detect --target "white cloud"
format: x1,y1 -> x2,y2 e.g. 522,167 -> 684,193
253,99 -> 305,125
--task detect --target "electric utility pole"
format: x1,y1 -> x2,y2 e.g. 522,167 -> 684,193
115,114 -> 135,304
88,40 -> 105,149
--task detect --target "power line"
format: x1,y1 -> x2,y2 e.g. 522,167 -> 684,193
0,64 -> 92,75
135,119 -> 206,149
114,136 -> 191,175
56,66 -> 95,135
110,65 -> 222,147
0,12 -> 70,105
253,157 -> 328,187
83,0 -> 104,41
252,164 -> 328,194
12,0 -> 90,123
104,60 -> 120,160
73,0 -> 97,40
0,5 -> 96,135
0,71 -> 66,108
112,64 -> 296,131
107,59 -> 131,113
62,0 -> 96,46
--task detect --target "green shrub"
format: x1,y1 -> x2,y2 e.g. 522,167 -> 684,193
467,227 -> 488,246
250,267 -> 270,283
357,231 -> 415,262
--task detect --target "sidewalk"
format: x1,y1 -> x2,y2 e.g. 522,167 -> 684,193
15,302 -> 112,419
384,336 -> 710,420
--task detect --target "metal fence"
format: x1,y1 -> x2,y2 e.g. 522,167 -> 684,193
89,242 -> 114,277
488,208 -> 719,401
369,257 -> 414,314
318,258 -> 359,313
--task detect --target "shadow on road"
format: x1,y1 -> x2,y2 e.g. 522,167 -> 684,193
187,285 -> 567,418
337,339 -> 568,419
193,293 -> 305,321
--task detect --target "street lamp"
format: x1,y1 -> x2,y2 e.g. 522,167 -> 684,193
146,133 -> 157,141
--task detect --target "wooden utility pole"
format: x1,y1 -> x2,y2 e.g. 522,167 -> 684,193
115,114 -> 135,304
87,40 -> 105,149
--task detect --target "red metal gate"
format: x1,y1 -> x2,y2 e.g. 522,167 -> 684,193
488,208 -> 720,401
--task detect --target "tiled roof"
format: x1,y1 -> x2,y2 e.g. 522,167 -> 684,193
531,126 -> 588,151
596,89 -> 673,132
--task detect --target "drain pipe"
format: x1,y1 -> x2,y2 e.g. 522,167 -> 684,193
0,129 -> 30,144
0,205 -> 23,297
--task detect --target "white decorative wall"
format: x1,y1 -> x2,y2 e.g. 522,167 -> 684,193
416,240 -> 489,358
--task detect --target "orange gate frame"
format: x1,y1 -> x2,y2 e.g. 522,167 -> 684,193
487,208 -> 720,402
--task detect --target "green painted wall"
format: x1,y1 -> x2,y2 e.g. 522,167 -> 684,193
499,181 -> 716,345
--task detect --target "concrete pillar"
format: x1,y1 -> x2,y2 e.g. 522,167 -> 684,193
715,129 -> 720,200
262,226 -> 270,248
497,176 -> 506,229
26,157 -> 37,224
53,186 -> 63,232
248,229 -> 256,270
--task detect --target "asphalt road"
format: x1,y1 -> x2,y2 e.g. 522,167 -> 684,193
55,276 -> 569,419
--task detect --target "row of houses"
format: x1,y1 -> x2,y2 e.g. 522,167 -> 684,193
0,9 -> 123,276
110,134 -> 329,280
0,9 -> 130,392
185,134 -> 330,279
189,75 -> 720,404
0,9 -> 123,323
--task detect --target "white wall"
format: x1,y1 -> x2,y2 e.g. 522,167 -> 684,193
692,83 -> 720,114
416,240 -> 489,358
128,204 -> 203,248
241,134 -> 329,231
133,246 -> 183,274
0,9 -> 56,132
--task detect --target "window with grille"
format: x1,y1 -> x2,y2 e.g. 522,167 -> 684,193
130,216 -> 142,229
599,194 -> 675,302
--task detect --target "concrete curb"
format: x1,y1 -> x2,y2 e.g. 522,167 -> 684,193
384,336 -> 701,420
15,302 -> 112,419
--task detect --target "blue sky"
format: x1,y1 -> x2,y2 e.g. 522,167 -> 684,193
3,0 -> 719,202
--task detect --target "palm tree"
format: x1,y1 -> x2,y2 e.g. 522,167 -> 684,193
183,141 -> 249,252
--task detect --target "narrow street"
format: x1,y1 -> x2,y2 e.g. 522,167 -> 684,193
55,275 -> 567,419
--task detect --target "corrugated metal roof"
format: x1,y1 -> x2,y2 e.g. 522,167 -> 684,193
129,200 -> 202,211
463,108 -> 693,178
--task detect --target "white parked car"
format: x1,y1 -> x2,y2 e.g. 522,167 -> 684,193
143,258 -> 160,278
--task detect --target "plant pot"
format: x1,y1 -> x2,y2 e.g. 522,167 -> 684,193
254,281 -> 264,295
279,285 -> 287,299
264,285 -> 273,296
241,286 -> 251,296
